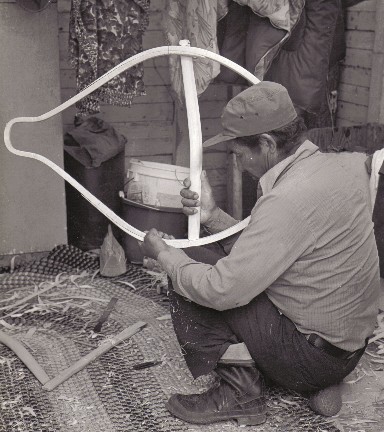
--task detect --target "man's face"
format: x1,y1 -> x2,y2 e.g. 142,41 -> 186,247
228,140 -> 269,179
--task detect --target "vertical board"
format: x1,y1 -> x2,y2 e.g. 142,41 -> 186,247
0,2 -> 67,255
336,1 -> 377,126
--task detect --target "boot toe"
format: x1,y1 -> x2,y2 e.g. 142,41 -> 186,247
166,394 -> 209,424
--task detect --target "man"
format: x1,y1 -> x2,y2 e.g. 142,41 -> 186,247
140,82 -> 379,426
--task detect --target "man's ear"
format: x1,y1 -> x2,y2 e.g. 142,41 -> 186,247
259,133 -> 277,153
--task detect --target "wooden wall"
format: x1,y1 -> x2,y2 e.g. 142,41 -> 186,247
57,0 -> 230,210
337,0 -> 383,126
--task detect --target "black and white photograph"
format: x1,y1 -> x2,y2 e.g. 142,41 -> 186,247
1,0 -> 384,431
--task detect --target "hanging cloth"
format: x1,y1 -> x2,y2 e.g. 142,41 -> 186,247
163,0 -> 229,103
163,0 -> 304,103
69,0 -> 150,120
218,0 -> 305,82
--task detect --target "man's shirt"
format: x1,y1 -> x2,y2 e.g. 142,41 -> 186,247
158,141 -> 380,351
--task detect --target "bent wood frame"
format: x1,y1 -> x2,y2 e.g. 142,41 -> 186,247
4,44 -> 259,248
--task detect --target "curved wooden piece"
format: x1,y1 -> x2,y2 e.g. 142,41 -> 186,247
0,330 -> 50,384
4,45 -> 260,248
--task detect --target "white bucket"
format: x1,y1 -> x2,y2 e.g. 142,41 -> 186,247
126,159 -> 190,208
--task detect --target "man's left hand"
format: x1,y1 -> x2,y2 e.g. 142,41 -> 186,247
139,228 -> 174,260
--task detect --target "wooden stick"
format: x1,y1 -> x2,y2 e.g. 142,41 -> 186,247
0,330 -> 50,384
4,45 -> 259,248
180,40 -> 202,241
43,321 -> 146,391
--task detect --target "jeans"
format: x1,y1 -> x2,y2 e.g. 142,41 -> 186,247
168,245 -> 365,395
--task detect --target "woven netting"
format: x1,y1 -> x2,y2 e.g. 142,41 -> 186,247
0,245 -> 340,432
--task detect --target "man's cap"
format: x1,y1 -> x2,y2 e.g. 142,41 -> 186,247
203,82 -> 298,148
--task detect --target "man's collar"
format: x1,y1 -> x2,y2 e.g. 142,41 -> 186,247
259,140 -> 319,195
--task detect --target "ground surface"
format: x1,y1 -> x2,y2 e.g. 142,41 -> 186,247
333,283 -> 384,432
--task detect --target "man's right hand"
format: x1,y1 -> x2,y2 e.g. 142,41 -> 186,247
180,170 -> 218,225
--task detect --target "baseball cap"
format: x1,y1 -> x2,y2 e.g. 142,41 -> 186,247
203,82 -> 298,148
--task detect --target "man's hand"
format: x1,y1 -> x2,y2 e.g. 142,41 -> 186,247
181,170 -> 218,225
139,228 -> 175,260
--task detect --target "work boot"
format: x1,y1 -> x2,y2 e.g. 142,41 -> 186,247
166,365 -> 267,425
309,384 -> 342,416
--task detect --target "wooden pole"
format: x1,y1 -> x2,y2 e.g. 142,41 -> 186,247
43,321 -> 146,391
179,40 -> 202,240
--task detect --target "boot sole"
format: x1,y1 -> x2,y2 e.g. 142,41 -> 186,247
166,400 -> 267,426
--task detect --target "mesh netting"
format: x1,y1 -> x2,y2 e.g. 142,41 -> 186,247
0,245 -> 340,432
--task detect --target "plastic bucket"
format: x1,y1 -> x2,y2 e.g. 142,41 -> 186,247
120,197 -> 187,263
126,159 -> 189,208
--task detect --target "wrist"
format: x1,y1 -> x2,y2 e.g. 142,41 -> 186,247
155,243 -> 171,260
203,206 -> 221,227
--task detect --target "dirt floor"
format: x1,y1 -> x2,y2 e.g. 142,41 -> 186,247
333,282 -> 384,432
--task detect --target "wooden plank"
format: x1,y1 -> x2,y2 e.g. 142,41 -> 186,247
57,0 -> 70,12
61,86 -> 174,104
143,30 -> 165,49
367,0 -> 384,122
112,121 -> 174,139
339,65 -> 372,87
345,30 -> 375,50
60,62 -> 171,86
174,103 -> 189,166
346,11 -> 376,31
309,123 -> 384,154
125,137 -> 174,157
342,47 -> 373,68
199,84 -> 230,101
336,117 -> 358,127
338,82 -> 370,106
308,125 -> 366,151
337,100 -> 368,123
201,118 -> 224,137
63,121 -> 174,139
62,102 -> 174,125
199,100 -> 227,119
348,0 -> 377,12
